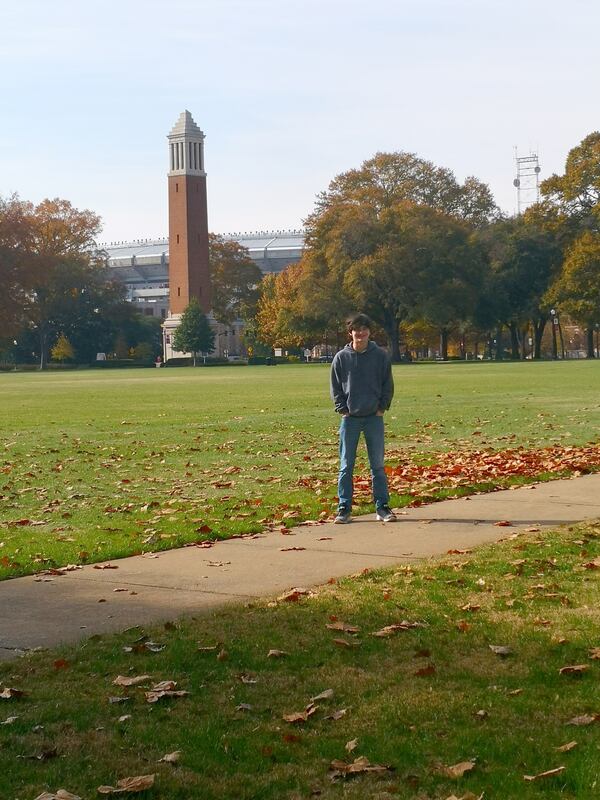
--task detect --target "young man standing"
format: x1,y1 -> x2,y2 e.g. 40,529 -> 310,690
330,313 -> 396,524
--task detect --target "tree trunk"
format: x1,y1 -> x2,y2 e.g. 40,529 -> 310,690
586,328 -> 595,358
495,326 -> 505,361
38,327 -> 49,370
508,323 -> 519,360
439,329 -> 449,361
520,327 -> 529,360
387,322 -> 401,362
533,318 -> 546,360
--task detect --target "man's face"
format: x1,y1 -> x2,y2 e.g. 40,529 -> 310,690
351,325 -> 370,351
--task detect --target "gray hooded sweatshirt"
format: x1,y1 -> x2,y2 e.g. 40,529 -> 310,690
330,341 -> 394,417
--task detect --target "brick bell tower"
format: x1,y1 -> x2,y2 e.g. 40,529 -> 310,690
162,110 -> 211,359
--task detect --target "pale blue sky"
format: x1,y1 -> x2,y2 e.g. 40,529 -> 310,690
1,0 -> 598,243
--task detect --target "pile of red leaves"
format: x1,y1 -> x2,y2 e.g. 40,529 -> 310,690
350,443 -> 600,500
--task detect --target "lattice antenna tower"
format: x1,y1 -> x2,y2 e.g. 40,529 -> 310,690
513,148 -> 541,214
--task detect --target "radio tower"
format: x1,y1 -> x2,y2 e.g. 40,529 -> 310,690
513,149 -> 541,214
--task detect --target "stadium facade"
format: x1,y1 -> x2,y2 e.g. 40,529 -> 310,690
102,231 -> 304,322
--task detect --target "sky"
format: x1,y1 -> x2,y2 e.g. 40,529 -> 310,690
1,0 -> 599,244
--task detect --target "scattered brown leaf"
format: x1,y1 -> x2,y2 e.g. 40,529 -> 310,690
113,674 -> 152,687
158,751 -> 181,763
97,774 -> 155,793
326,621 -> 360,633
489,645 -> 512,657
566,713 -> 599,726
329,755 -> 393,779
524,766 -> 566,781
555,741 -> 577,752
559,664 -> 589,676
442,760 -> 476,778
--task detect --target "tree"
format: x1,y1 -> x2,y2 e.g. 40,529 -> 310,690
300,198 -> 485,360
547,231 -> 600,358
172,298 -> 215,365
313,151 -> 500,226
0,195 -> 37,338
209,234 -> 263,325
51,333 -> 74,362
255,266 -> 308,350
478,214 -> 564,359
541,132 -> 600,228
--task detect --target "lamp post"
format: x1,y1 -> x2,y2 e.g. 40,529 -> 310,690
550,309 -> 558,360
13,340 -> 18,371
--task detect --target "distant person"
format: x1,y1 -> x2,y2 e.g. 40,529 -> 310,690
330,313 -> 396,524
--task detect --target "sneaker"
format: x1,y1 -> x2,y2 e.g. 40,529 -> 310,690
376,505 -> 397,523
334,507 -> 352,524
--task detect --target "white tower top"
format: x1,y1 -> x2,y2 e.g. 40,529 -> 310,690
167,110 -> 206,177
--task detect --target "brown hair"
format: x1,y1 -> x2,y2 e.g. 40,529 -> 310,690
346,313 -> 373,333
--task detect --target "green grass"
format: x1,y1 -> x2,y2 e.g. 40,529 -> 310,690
2,361 -> 600,579
1,519 -> 598,798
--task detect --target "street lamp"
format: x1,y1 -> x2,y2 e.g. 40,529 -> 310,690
550,309 -> 558,360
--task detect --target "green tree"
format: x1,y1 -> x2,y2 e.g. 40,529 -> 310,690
209,234 -> 263,326
51,333 -> 74,362
541,131 -> 600,229
547,231 -> 600,357
0,194 -> 37,338
172,299 -> 215,365
478,214 -> 564,359
20,198 -> 103,369
314,151 -> 500,226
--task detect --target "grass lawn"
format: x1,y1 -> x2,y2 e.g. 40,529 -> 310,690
1,361 -> 600,579
1,519 -> 598,798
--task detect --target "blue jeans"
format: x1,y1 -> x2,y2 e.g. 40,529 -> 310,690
337,414 -> 389,510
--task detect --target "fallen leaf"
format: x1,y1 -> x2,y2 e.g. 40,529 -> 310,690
267,649 -> 288,658
489,645 -> 512,657
1,715 -> 19,725
329,755 -> 393,779
113,674 -> 152,687
311,689 -> 334,702
583,558 -> 600,569
278,587 -> 312,602
345,738 -> 358,752
414,664 -> 436,677
325,708 -> 348,720
34,792 -> 82,800
326,621 -> 360,633
372,621 -> 425,637
0,687 -> 25,699
283,703 -> 318,723
144,680 -> 189,704
97,774 -> 155,793
589,647 -> 600,660
442,760 -> 476,778
555,741 -> 577,752
461,603 -> 481,612
494,520 -> 512,527
566,714 -> 599,726
93,564 -> 119,570
280,546 -> 306,551
158,750 -> 181,763
559,664 -> 589,676
524,766 -> 566,781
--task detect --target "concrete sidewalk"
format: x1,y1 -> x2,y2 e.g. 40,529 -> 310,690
2,473 -> 600,661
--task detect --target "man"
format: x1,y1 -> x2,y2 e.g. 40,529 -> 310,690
330,313 -> 396,524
